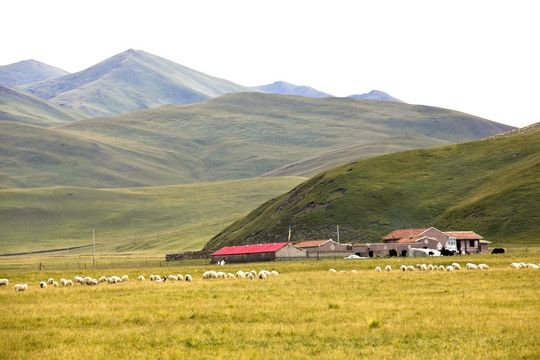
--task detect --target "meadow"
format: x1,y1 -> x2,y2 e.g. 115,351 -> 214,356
1,253 -> 538,359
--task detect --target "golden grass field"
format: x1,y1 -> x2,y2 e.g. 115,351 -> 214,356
1,253 -> 539,359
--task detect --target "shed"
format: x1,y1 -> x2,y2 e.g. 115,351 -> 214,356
211,242 -> 306,264
294,239 -> 354,258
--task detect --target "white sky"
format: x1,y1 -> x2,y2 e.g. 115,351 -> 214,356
2,0 -> 539,127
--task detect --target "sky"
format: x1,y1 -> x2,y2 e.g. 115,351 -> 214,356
2,0 -> 539,127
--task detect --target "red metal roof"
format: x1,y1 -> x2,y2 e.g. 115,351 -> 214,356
211,242 -> 290,256
382,228 -> 429,241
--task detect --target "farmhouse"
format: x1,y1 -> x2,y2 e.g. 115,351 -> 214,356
294,239 -> 354,258
211,242 -> 306,264
358,227 -> 487,257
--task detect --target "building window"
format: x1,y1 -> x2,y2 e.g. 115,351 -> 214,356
469,240 -> 475,247
447,237 -> 457,250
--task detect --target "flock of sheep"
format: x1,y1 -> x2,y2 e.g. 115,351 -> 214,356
202,269 -> 279,280
1,272 -> 194,292
328,261 -> 540,275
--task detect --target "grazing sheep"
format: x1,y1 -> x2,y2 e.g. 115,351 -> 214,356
121,275 -> 129,282
138,275 -> 145,281
406,266 -> 415,272
329,269 -> 337,273
235,271 -> 246,278
438,265 -> 445,271
478,264 -> 489,270
351,269 -> 358,274
466,263 -> 478,270
150,275 -> 156,281
60,278 -> 67,286
432,265 -> 438,271
400,265 -> 407,272
519,262 -> 527,268
527,264 -> 539,269
66,280 -> 73,286
168,275 -> 178,281
0,279 -> 9,286
259,270 -> 271,278
271,270 -> 279,276
216,271 -> 227,279
510,263 -> 521,269
73,276 -> 84,284
14,284 -> 28,292
174,274 -> 182,281
98,276 -> 107,283
452,263 -> 462,270
258,272 -> 267,280
47,278 -> 54,285
385,265 -> 392,272
185,274 -> 192,282
227,273 -> 235,279
53,281 -> 59,287
427,264 -> 434,271
375,266 -> 382,272
40,281 -> 48,288
246,272 -> 255,280
420,264 -> 427,271
446,265 -> 454,272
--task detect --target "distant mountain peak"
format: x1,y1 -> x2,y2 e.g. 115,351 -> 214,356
0,59 -> 69,87
348,90 -> 404,103
254,81 -> 333,98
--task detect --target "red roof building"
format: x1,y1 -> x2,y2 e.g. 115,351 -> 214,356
211,242 -> 306,263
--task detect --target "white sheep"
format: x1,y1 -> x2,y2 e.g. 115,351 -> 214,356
406,266 -> 415,272
73,276 -> 84,284
217,271 -> 227,279
150,274 -> 156,281
438,265 -> 445,271
431,265 -> 438,271
427,264 -> 434,271
0,279 -> 9,286
419,264 -> 427,271
446,265 -> 454,272
258,270 -> 271,278
40,281 -> 48,288
270,271 -> 279,276
466,263 -> 478,270
66,280 -> 73,286
526,263 -> 539,269
478,264 -> 489,270
168,275 -> 178,281
185,274 -> 192,282
519,262 -> 527,268
246,272 -> 255,280
138,275 -> 145,281
329,269 -> 337,273
98,276 -> 107,283
227,273 -> 235,279
121,275 -> 129,282
177,274 -> 184,281
400,265 -> 407,272
53,281 -> 59,287
375,266 -> 382,272
47,278 -> 54,285
60,278 -> 67,286
351,269 -> 358,274
452,263 -> 462,270
235,271 -> 246,278
14,284 -> 28,292
258,272 -> 267,280
510,263 -> 521,269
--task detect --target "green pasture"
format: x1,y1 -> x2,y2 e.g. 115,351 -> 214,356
0,254 -> 538,359
0,176 -> 304,255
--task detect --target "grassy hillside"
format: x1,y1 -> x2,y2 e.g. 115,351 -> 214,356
205,124 -> 540,250
0,92 -> 509,189
0,59 -> 68,87
0,177 -> 304,254
0,86 -> 87,126
20,49 -> 257,117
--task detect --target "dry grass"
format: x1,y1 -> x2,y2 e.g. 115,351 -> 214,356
0,254 -> 539,359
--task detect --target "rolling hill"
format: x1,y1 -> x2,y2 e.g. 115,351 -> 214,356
0,85 -> 87,126
0,177 -> 305,254
0,59 -> 69,87
20,49 -> 257,117
254,81 -> 333,97
1,93 -> 513,188
204,123 -> 540,250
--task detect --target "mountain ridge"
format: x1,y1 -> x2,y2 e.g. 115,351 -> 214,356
0,59 -> 69,87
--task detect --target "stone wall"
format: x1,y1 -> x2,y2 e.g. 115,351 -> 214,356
165,251 -> 211,261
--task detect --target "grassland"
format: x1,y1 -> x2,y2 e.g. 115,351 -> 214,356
0,177 -> 305,255
0,254 -> 538,359
207,124 -> 540,250
2,92 -> 513,188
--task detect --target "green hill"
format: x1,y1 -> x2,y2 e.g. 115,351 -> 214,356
204,124 -> 540,250
0,59 -> 69,87
20,49 -> 257,117
0,85 -> 87,126
0,177 -> 304,254
1,93 -> 513,188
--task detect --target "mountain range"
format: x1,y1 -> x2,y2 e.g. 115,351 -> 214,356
0,59 -> 69,87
